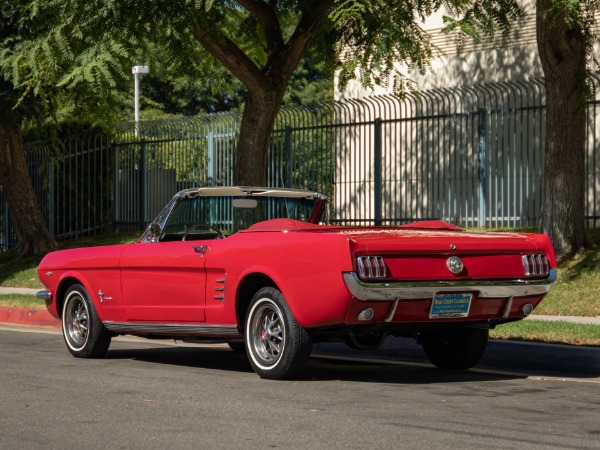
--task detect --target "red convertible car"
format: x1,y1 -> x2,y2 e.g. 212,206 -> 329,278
37,186 -> 557,379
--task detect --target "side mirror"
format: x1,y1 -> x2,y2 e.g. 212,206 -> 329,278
149,222 -> 162,242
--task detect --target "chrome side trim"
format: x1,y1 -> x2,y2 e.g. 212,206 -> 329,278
104,321 -> 240,337
36,290 -> 52,301
214,276 -> 226,304
343,269 -> 557,301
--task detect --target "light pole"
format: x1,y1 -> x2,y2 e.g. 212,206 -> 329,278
132,65 -> 149,136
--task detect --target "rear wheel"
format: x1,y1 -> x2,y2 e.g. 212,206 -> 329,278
420,328 -> 489,370
245,287 -> 312,379
62,284 -> 112,358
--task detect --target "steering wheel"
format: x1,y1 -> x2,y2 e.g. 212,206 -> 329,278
182,223 -> 224,241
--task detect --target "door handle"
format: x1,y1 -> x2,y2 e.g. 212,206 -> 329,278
192,245 -> 208,254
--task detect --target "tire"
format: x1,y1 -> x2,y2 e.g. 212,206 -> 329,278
245,287 -> 312,379
62,284 -> 112,358
420,328 -> 489,370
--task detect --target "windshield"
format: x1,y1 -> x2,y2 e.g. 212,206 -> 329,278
159,195 -> 323,240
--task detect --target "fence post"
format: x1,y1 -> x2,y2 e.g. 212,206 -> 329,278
285,126 -> 293,188
374,118 -> 383,226
208,131 -> 214,186
139,140 -> 147,228
477,108 -> 487,227
48,159 -> 55,236
113,145 -> 119,228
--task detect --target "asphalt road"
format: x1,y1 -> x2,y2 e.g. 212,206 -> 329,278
1,327 -> 599,449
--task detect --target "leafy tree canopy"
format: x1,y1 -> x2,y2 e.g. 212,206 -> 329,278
2,1 -> 523,121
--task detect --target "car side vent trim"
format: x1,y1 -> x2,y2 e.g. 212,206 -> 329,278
357,256 -> 386,279
522,254 -> 550,276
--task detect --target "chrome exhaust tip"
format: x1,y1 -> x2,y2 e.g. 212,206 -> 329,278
519,303 -> 534,318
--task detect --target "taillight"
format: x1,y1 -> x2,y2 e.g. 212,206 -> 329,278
522,254 -> 550,276
357,256 -> 386,279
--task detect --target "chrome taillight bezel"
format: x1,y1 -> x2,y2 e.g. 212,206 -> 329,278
357,256 -> 387,279
522,254 -> 550,276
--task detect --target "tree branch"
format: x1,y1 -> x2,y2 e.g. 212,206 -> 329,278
237,0 -> 285,55
189,22 -> 268,91
267,0 -> 334,81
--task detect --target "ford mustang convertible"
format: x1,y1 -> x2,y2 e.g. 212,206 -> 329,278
37,186 -> 557,379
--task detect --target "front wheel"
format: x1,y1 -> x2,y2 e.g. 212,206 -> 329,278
245,287 -> 312,379
62,284 -> 112,358
420,328 -> 489,370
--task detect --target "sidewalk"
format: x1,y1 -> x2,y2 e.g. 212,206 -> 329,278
2,286 -> 599,326
0,287 -> 41,295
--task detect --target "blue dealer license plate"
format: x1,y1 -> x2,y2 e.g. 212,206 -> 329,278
429,293 -> 473,319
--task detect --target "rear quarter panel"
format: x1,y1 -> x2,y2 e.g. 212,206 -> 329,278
206,232 -> 354,328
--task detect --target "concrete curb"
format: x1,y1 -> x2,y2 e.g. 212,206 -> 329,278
0,307 -> 60,329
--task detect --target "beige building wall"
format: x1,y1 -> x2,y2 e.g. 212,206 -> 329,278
336,3 -> 542,99
332,4 -> 600,227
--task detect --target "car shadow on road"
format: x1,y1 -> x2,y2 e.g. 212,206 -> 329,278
104,344 -> 523,385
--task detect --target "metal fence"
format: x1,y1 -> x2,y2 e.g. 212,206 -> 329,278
2,76 -> 600,250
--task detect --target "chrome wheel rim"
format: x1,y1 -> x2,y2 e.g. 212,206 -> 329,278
249,301 -> 285,367
63,293 -> 89,350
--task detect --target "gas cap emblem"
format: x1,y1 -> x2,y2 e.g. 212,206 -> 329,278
446,256 -> 464,275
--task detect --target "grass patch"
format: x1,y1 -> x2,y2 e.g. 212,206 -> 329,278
0,230 -> 142,289
0,294 -> 45,309
535,246 -> 600,317
0,253 -> 43,289
466,227 -> 600,317
491,319 -> 600,346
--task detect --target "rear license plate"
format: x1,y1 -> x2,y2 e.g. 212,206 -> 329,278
429,293 -> 473,319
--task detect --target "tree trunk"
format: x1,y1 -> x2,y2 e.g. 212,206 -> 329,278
188,2 -> 333,187
234,88 -> 285,186
536,0 -> 587,261
0,122 -> 57,256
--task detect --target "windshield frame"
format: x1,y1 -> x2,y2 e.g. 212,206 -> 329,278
139,187 -> 328,243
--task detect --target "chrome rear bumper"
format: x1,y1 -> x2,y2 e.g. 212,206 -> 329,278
343,269 -> 557,301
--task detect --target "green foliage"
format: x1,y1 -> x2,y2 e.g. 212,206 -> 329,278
1,1 -> 335,125
1,0 -> 531,124
331,0 -> 523,96
441,0 -> 522,43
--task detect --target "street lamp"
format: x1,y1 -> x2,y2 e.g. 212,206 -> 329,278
132,65 -> 150,136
